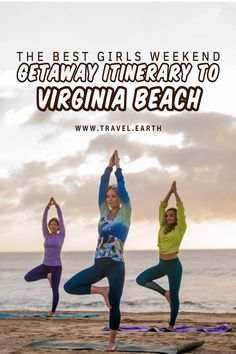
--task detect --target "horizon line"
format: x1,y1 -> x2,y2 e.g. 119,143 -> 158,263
0,248 -> 236,253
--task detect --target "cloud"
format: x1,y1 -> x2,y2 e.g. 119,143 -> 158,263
23,110 -> 55,126
0,112 -> 235,232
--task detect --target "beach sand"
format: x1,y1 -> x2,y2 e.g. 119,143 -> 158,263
0,311 -> 235,353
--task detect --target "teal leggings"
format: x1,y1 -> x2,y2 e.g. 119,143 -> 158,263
136,257 -> 182,326
64,258 -> 125,330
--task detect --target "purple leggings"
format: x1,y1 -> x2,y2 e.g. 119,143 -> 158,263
24,264 -> 62,312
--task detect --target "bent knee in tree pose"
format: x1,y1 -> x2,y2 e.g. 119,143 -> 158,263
136,181 -> 186,329
24,197 -> 65,315
64,150 -> 131,351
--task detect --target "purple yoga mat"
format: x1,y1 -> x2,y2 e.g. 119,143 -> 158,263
103,324 -> 231,333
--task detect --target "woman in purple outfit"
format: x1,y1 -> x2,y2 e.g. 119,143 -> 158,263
24,197 -> 65,316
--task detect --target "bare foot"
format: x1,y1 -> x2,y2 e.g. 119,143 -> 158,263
167,324 -> 174,330
47,273 -> 52,287
91,285 -> 111,309
165,290 -> 171,305
104,342 -> 117,351
48,311 -> 56,317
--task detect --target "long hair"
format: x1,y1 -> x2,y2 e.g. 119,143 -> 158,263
162,208 -> 177,234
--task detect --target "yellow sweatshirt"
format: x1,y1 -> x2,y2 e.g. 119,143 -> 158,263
158,201 -> 187,254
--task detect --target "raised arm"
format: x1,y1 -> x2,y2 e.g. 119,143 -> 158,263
42,201 -> 50,237
54,199 -> 65,237
172,182 -> 186,232
162,182 -> 174,203
114,151 -> 130,204
98,152 -> 115,216
172,181 -> 181,203
159,182 -> 173,224
115,168 -> 130,204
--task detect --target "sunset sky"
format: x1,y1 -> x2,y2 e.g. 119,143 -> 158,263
0,2 -> 236,252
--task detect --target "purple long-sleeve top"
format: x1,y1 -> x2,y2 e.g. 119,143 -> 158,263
42,204 -> 65,266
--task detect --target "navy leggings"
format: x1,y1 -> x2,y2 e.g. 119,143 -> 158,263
136,258 -> 182,326
64,258 -> 125,330
24,264 -> 62,313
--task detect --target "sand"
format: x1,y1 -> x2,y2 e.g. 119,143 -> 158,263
0,311 -> 235,353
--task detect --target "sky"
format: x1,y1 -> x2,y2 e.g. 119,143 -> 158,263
0,2 -> 236,252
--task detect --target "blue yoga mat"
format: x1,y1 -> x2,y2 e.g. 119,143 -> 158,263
0,312 -> 100,319
103,324 -> 231,333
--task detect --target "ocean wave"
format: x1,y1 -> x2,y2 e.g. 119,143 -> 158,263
1,250 -> 236,313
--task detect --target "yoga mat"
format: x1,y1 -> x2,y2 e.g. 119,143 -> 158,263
103,324 -> 231,333
27,340 -> 204,353
0,312 -> 100,319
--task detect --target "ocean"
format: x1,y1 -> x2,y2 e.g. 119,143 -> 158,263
0,250 -> 235,313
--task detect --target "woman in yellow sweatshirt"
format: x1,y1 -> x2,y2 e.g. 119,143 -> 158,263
136,181 -> 186,329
